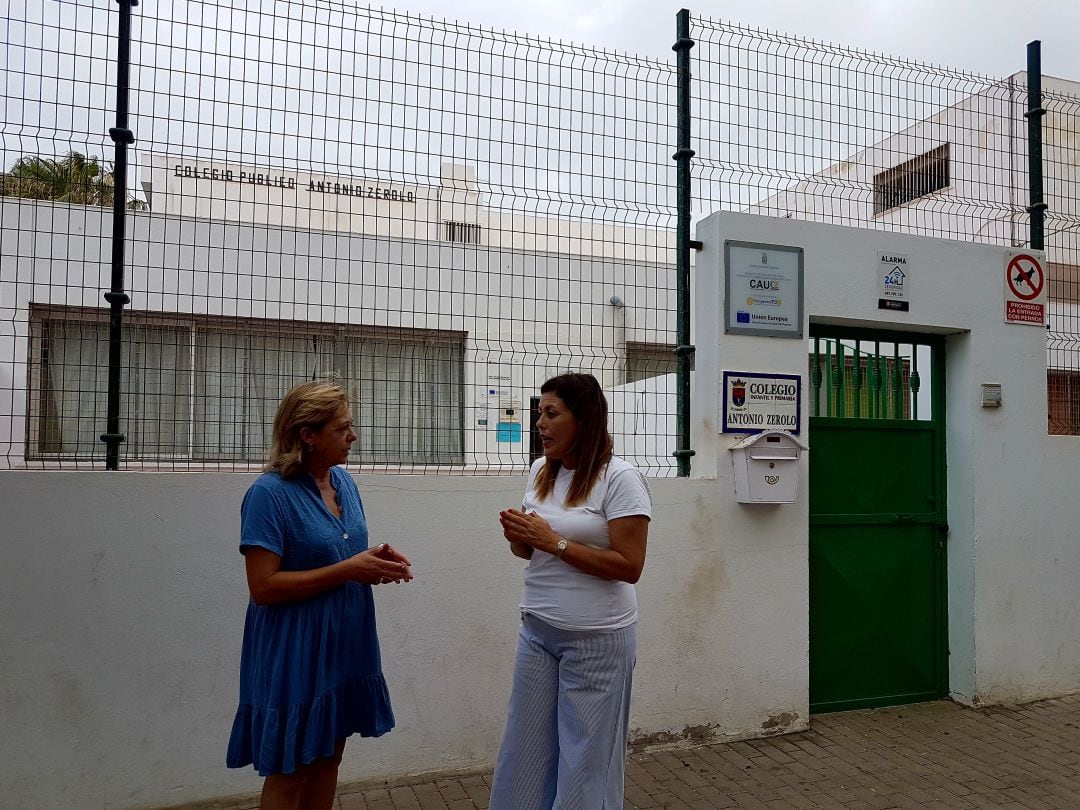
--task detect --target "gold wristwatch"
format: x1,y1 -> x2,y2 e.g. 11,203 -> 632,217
554,537 -> 568,558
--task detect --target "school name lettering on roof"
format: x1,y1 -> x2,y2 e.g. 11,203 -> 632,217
172,163 -> 416,202
174,164 -> 295,188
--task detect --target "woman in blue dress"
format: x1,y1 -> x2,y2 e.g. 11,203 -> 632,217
227,381 -> 413,810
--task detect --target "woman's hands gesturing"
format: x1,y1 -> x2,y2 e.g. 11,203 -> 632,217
496,508 -> 649,583
347,543 -> 414,585
499,509 -> 559,556
244,542 -> 412,605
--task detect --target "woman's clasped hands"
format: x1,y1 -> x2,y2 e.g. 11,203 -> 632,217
499,508 -> 559,555
349,542 -> 414,585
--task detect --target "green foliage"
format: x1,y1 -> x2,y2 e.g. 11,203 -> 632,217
0,150 -> 147,209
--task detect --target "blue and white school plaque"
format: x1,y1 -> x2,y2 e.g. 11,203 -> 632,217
722,371 -> 802,434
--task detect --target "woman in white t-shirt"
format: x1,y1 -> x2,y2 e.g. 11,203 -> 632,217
490,373 -> 652,810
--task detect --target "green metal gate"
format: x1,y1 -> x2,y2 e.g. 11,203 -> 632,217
809,327 -> 948,713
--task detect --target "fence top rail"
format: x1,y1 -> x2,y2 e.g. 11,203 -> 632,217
128,0 -> 678,74
689,15 -> 1007,86
1044,86 -> 1080,106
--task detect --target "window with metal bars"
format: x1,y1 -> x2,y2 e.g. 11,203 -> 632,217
873,144 -> 951,215
1048,370 -> 1080,435
443,220 -> 482,244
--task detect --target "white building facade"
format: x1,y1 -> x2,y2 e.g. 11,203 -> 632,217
1,157 -> 680,472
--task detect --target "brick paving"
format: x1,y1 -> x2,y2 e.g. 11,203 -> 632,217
232,694 -> 1080,809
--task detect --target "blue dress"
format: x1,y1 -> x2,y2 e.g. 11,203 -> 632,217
226,467 -> 395,776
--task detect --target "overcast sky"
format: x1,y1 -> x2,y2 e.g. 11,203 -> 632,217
394,0 -> 1080,82
7,0 -> 1077,195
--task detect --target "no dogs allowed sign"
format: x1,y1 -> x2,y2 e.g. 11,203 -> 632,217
1004,249 -> 1047,326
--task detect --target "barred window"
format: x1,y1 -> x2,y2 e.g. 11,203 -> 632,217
1048,370 -> 1080,435
444,220 -> 482,244
873,144 -> 950,215
28,306 -> 466,465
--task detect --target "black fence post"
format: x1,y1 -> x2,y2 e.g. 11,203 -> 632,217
1025,40 -> 1046,252
100,0 -> 137,469
673,8 -> 696,477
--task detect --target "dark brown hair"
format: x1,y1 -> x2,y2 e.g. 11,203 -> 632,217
533,373 -> 613,506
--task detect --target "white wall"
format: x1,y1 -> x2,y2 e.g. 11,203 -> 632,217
0,469 -> 807,809
607,373 -> 678,476
695,211 -> 1080,707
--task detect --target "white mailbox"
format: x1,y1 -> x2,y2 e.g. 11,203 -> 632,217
730,430 -> 808,504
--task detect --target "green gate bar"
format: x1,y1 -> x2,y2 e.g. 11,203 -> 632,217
810,335 -> 932,422
812,338 -> 823,417
851,341 -> 862,419
892,344 -> 903,419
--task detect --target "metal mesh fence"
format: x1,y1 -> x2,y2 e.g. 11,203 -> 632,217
4,3 -> 1079,474
690,19 -> 1028,239
1,0 -> 680,472
1043,86 -> 1080,434
690,17 -> 1080,435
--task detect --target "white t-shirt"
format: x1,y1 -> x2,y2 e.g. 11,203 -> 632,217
519,455 -> 652,631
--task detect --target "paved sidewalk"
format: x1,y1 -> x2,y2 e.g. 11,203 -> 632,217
237,694 -> 1080,809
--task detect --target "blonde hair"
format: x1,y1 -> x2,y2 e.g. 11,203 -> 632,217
265,381 -> 350,479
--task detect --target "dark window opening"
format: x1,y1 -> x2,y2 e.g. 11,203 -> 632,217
873,143 -> 950,215
444,220 -> 482,244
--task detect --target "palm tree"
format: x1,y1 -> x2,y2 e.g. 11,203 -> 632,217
0,150 -> 147,209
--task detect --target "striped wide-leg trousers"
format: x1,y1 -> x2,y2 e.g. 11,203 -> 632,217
489,612 -> 637,810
